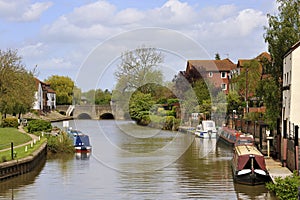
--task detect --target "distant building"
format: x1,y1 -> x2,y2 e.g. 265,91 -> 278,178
282,41 -> 300,136
33,78 -> 56,112
184,58 -> 236,94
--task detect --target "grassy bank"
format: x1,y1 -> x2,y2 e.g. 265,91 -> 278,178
0,138 -> 47,163
0,128 -> 32,150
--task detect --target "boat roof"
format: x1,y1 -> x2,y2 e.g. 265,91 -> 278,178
235,145 -> 263,156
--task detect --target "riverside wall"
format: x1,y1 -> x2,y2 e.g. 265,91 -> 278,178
0,142 -> 47,181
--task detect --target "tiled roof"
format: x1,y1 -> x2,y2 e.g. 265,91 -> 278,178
188,58 -> 236,71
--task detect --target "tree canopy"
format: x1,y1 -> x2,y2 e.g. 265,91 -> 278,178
264,0 -> 300,83
0,49 -> 36,117
45,75 -> 74,105
114,46 -> 164,93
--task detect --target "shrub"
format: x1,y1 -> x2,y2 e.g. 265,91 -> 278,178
2,117 -> 18,128
27,119 -> 52,133
47,132 -> 74,153
266,171 -> 300,200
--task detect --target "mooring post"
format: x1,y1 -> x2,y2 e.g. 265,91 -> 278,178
11,142 -> 14,160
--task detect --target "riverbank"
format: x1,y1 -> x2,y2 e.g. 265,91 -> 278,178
23,111 -> 73,122
0,142 -> 47,181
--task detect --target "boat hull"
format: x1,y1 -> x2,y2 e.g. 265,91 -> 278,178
75,146 -> 92,153
195,131 -> 217,139
232,167 -> 270,185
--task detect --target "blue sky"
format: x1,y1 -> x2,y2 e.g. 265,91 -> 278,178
0,0 -> 278,91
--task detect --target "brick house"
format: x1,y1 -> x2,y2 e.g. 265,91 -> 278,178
184,58 -> 236,94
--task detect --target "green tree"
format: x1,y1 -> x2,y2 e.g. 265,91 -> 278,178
0,49 -> 36,117
215,53 -> 221,60
192,79 -> 210,105
232,60 -> 261,102
45,75 -> 74,105
227,90 -> 243,115
129,91 -> 155,124
264,0 -> 300,83
257,77 -> 281,129
114,46 -> 164,93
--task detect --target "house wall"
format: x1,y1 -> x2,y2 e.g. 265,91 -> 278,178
283,42 -> 300,137
290,46 -> 300,126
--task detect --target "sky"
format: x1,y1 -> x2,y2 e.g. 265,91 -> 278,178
0,0 -> 278,91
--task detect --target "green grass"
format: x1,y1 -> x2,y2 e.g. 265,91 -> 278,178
0,128 -> 32,150
0,138 -> 47,163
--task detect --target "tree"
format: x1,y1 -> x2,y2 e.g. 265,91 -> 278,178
113,46 -> 164,119
232,60 -> 261,102
264,0 -> 300,83
0,49 -> 36,117
45,75 -> 74,105
263,0 -> 299,127
114,46 -> 164,93
129,91 -> 155,124
215,53 -> 221,60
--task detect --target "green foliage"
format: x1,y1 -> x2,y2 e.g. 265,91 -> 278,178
256,77 -> 281,129
82,89 -> 112,105
264,0 -> 300,84
0,49 -> 36,116
46,132 -> 74,153
227,90 -> 243,114
266,171 -> 300,200
2,117 -> 18,128
45,75 -> 74,105
27,119 -> 52,133
129,91 -> 155,124
115,46 -> 164,92
167,98 -> 179,105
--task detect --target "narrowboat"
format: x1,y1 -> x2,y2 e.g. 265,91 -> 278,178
232,145 -> 269,185
219,127 -> 254,146
194,120 -> 217,139
67,128 -> 92,153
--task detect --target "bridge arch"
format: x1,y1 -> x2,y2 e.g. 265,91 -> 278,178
77,113 -> 92,119
99,113 -> 114,119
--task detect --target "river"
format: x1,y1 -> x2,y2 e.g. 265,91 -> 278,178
0,120 -> 276,199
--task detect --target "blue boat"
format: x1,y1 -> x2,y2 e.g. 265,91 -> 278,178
67,128 -> 92,153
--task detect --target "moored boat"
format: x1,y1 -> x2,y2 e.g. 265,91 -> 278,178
219,127 -> 254,146
194,120 -> 217,139
232,145 -> 269,185
67,128 -> 92,153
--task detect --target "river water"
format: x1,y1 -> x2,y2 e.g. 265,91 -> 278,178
0,120 -> 276,199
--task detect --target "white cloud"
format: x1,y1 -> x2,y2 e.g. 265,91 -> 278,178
0,0 -> 52,22
26,0 -> 272,89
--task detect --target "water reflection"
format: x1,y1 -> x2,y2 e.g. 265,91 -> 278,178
0,120 -> 277,199
0,158 -> 46,200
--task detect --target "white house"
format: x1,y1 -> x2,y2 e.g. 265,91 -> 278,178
282,41 -> 300,136
33,78 -> 56,112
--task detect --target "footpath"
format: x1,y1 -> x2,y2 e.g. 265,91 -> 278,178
0,126 -> 39,153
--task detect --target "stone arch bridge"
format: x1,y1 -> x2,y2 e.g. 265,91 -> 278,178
56,104 -> 124,120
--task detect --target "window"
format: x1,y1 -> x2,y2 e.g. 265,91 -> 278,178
221,72 -> 226,78
208,72 -> 213,77
221,83 -> 227,90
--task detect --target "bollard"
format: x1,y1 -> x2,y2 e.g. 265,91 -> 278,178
30,142 -> 33,148
25,146 -> 28,152
33,139 -> 36,144
38,136 -> 41,141
42,132 -> 44,137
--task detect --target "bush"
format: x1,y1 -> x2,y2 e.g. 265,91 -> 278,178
27,119 -> 52,133
266,171 -> 300,200
47,132 -> 74,153
2,117 -> 18,128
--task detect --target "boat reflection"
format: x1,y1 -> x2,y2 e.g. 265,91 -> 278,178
75,152 -> 91,160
